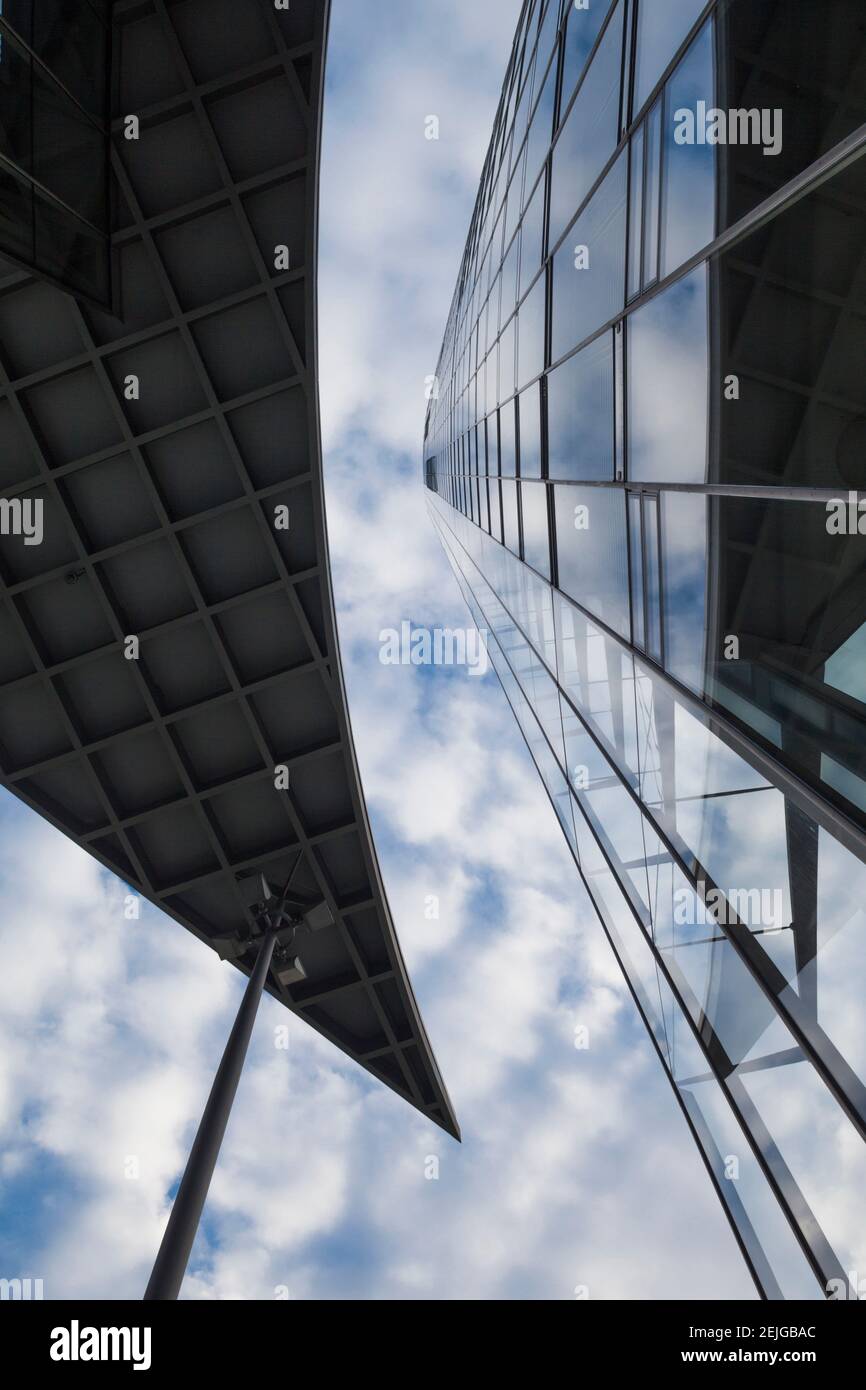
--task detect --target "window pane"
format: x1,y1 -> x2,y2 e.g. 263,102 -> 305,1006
499,312 -> 516,403
554,484 -> 630,637
716,0 -> 866,232
628,263 -> 708,482
501,477 -> 520,554
499,398 -> 517,475
484,349 -> 496,419
489,475 -> 503,542
660,490 -> 707,692
519,167 -> 546,299
503,154 -> 524,254
525,52 -> 557,195
560,0 -> 614,114
644,493 -> 662,662
521,481 -> 551,578
479,474 -> 490,532
551,149 -> 626,363
501,233 -> 519,325
633,0 -> 707,115
535,0 -> 562,75
642,99 -> 661,284
512,64 -> 534,157
550,2 -> 623,250
713,155 -> 866,489
707,494 -> 866,826
627,124 -> 644,300
547,331 -> 614,481
628,492 -> 645,649
488,409 -> 501,474
479,417 -> 489,475
517,270 -> 546,387
660,21 -> 715,279
518,382 -> 542,478
489,267 -> 501,332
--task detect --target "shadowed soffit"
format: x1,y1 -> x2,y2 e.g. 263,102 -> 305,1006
0,0 -> 459,1139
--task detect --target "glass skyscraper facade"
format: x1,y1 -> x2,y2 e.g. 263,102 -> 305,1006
424,0 -> 866,1298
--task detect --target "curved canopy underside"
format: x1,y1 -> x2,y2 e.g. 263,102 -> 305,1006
0,0 -> 458,1139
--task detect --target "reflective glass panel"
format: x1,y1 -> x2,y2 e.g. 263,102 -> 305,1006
554,484 -> 630,638
499,313 -> 516,403
560,0 -> 614,115
660,20 -> 715,279
706,494 -> 866,828
551,150 -> 627,363
547,331 -> 614,481
489,476 -> 503,542
633,0 -> 708,115
521,481 -> 551,579
628,263 -> 708,482
525,51 -> 557,196
550,2 -> 623,250
519,167 -> 546,298
713,154 -> 866,490
660,491 -> 707,693
517,270 -> 546,388
499,398 -> 517,476
715,0 -> 866,232
535,0 -> 562,75
501,477 -> 521,556
518,382 -> 542,478
627,123 -> 644,300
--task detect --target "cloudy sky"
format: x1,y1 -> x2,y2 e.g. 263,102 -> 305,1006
0,0 -> 753,1300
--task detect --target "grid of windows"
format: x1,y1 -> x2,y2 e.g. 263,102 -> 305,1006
425,0 -> 866,1298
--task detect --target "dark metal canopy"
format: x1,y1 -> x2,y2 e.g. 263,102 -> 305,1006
0,0 -> 458,1139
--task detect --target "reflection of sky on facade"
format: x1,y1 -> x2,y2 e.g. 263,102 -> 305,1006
633,0 -> 709,114
423,0 -> 866,1302
659,20 -> 716,276
434,472 -> 866,1296
739,1038 -> 866,1278
629,265 -> 709,484
0,0 -> 765,1303
566,614 -> 866,1098
550,7 -> 622,252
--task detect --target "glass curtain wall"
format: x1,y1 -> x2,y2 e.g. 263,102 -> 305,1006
423,0 -> 866,1299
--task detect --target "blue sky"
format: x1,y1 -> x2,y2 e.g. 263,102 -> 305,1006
0,0 -> 753,1300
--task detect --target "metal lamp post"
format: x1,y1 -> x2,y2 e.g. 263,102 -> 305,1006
144,875 -> 329,1300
